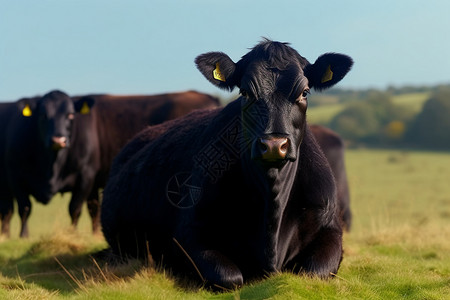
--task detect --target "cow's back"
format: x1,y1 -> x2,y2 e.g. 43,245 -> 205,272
82,91 -> 220,185
101,106 -> 223,260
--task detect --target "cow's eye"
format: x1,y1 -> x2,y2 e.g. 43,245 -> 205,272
296,89 -> 310,104
240,89 -> 249,99
302,89 -> 310,99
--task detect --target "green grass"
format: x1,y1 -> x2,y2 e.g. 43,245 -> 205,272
307,103 -> 345,125
1,149 -> 450,299
391,92 -> 431,112
5,193 -> 94,239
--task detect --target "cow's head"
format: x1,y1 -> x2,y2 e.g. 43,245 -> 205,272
18,90 -> 95,151
196,40 -> 353,168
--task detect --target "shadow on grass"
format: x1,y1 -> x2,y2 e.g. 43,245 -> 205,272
0,235 -> 146,296
2,251 -> 113,294
1,245 -> 214,297
1,236 -> 287,299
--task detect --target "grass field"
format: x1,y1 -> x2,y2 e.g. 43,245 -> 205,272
391,92 -> 430,112
307,92 -> 431,125
307,103 -> 345,125
1,149 -> 450,299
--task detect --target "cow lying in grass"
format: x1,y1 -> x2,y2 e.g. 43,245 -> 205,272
101,39 -> 353,289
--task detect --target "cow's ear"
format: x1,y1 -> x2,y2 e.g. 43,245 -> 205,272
195,52 -> 237,91
306,53 -> 353,91
17,98 -> 37,117
74,96 -> 95,114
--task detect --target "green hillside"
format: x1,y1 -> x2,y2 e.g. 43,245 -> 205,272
308,91 -> 431,125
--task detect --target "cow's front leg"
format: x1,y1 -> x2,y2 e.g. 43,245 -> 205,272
286,226 -> 343,278
192,250 -> 243,290
69,172 -> 95,229
69,191 -> 84,229
16,193 -> 32,238
0,196 -> 14,237
87,187 -> 101,235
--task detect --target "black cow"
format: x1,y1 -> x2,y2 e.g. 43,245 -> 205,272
2,91 -> 93,238
106,123 -> 352,234
68,91 -> 219,234
310,125 -> 351,231
108,123 -> 352,233
101,40 -> 353,289
0,102 -> 18,236
0,90 -> 219,238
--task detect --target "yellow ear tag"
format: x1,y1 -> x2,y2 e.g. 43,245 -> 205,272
22,104 -> 32,117
321,65 -> 333,83
80,101 -> 90,114
213,63 -> 226,82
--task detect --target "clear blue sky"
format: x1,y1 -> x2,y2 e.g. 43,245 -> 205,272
1,0 -> 449,101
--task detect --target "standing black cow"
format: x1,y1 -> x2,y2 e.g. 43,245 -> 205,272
310,125 -> 352,231
68,91 -> 219,234
2,91 -> 93,238
101,40 -> 353,289
0,90 -> 219,238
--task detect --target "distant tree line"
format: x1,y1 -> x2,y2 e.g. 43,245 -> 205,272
313,84 -> 448,104
325,84 -> 450,150
215,84 -> 450,150
405,86 -> 450,149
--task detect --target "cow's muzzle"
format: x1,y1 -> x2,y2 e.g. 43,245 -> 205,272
256,137 -> 289,161
51,136 -> 68,150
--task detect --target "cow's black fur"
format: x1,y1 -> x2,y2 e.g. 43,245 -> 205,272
101,40 -> 353,289
0,102 -> 18,237
0,90 -> 219,238
310,125 -> 352,231
110,122 -> 352,232
67,91 -> 219,234
3,91 -> 92,237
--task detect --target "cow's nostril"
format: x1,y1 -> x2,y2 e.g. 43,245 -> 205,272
258,137 -> 289,161
259,140 -> 268,153
280,139 -> 288,154
52,136 -> 68,149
